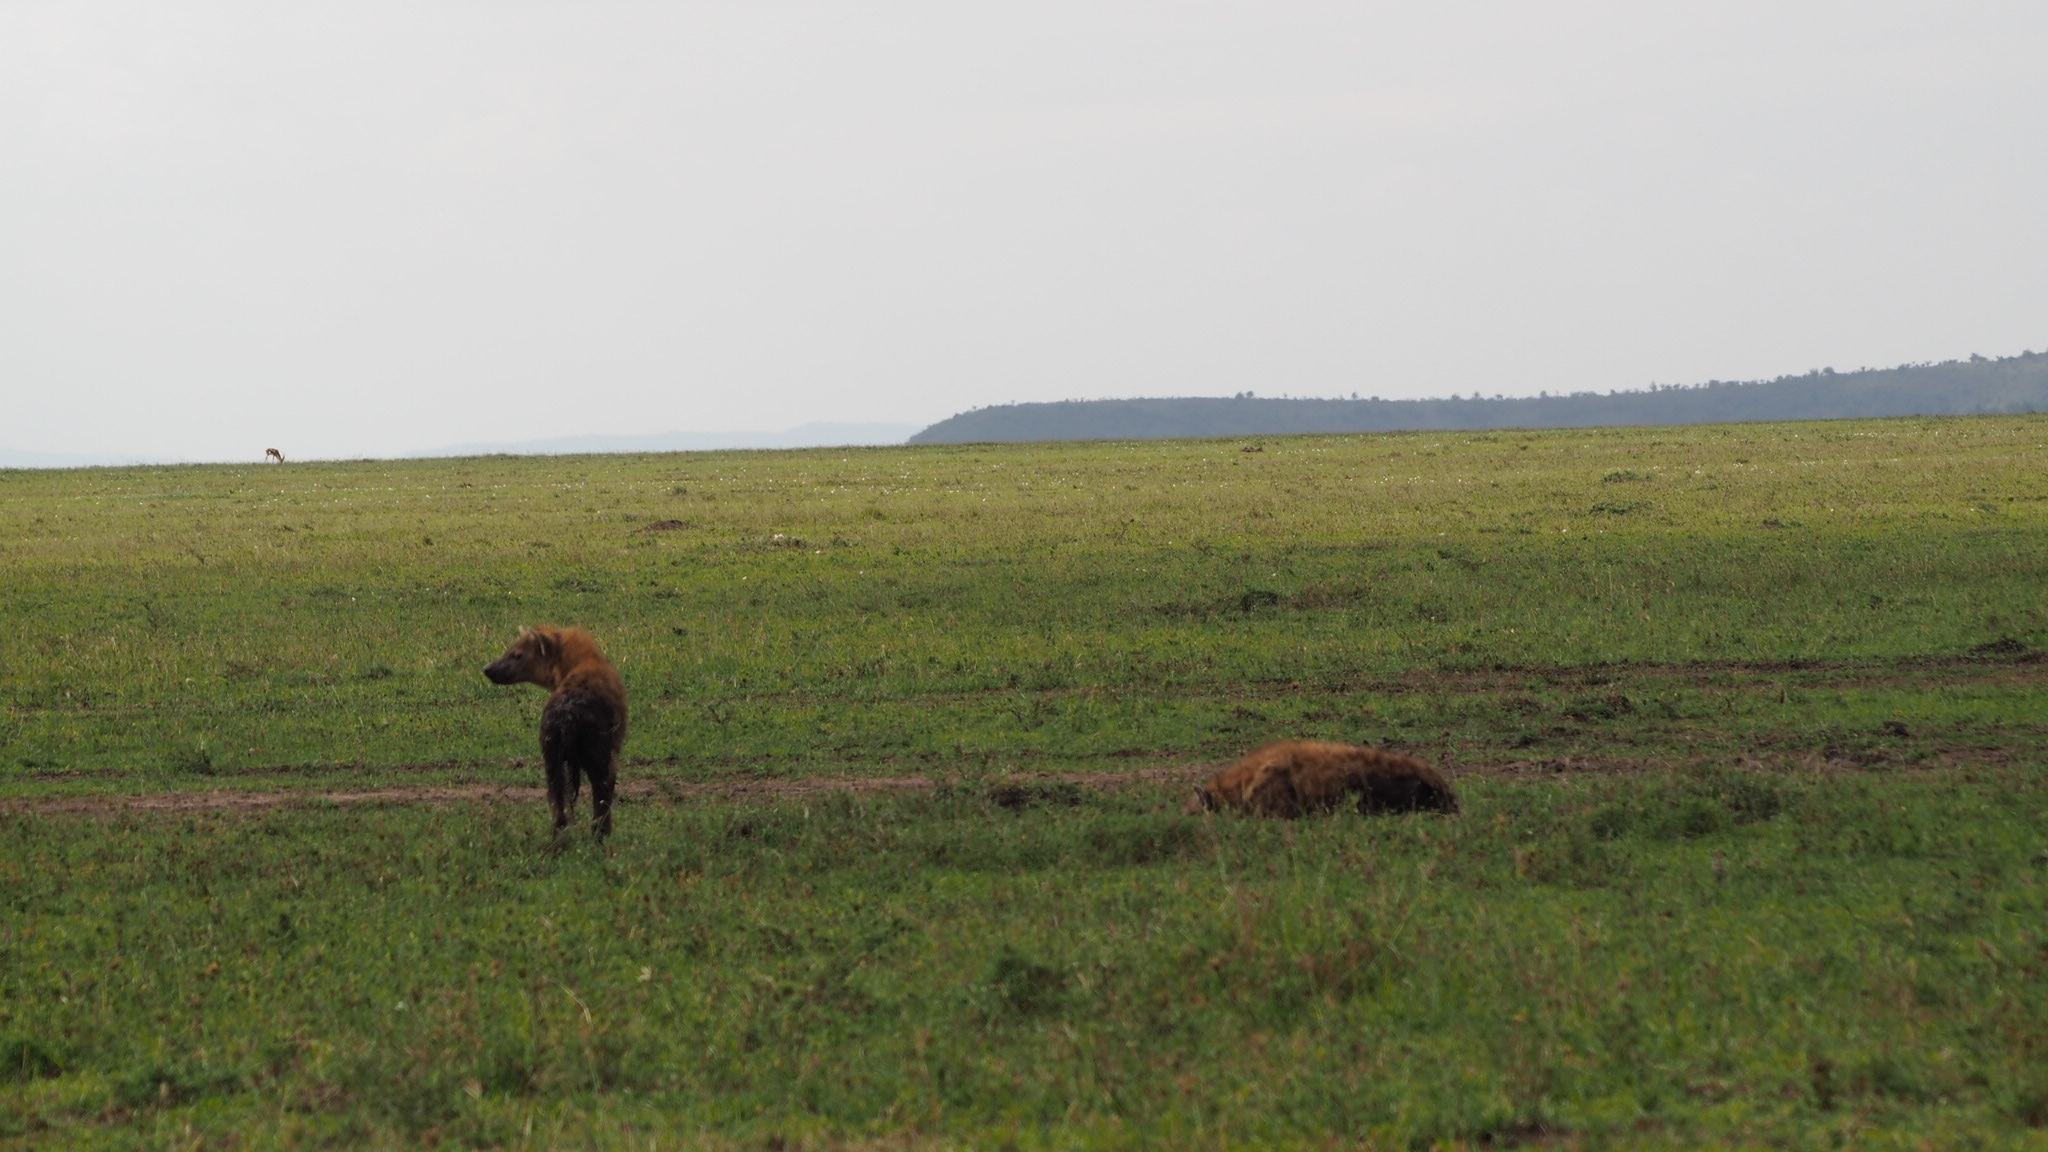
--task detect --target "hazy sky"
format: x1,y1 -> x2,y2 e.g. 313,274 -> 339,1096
4,1 -> 2044,462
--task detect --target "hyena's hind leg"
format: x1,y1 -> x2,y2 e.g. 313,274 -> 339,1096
588,755 -> 617,840
543,756 -> 581,839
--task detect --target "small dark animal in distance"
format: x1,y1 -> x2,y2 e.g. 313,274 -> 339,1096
484,625 -> 629,840
1185,740 -> 1458,818
265,448 -> 284,463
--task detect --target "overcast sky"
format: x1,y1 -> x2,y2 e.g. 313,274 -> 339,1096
4,1 -> 2044,463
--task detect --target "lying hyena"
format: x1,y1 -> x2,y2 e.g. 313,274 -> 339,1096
1185,740 -> 1458,818
484,625 -> 629,840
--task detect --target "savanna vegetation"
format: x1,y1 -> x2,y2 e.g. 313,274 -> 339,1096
2,415 -> 2045,1148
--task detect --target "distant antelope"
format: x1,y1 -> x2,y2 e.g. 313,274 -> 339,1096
265,448 -> 284,463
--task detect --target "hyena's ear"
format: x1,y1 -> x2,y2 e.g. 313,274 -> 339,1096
533,629 -> 552,658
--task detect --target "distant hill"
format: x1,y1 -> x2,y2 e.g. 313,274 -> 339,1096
909,351 -> 2048,444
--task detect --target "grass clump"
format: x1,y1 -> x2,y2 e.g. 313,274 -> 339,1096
1586,765 -> 1788,843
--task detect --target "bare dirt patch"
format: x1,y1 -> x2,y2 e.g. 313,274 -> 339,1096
5,764 -> 1219,817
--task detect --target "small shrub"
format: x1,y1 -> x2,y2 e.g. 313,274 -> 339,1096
2005,1075 -> 2048,1128
112,1060 -> 244,1109
1671,796 -> 1726,839
1562,694 -> 1634,721
1851,1054 -> 1933,1103
1589,804 -> 1633,841
1081,815 -> 1202,867
167,741 -> 216,776
1585,768 -> 1789,843
1237,588 -> 1282,614
987,781 -> 1083,811
978,946 -> 1066,1021
0,1035 -> 62,1083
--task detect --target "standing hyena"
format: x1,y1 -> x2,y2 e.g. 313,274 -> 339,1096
484,626 -> 629,840
1184,740 -> 1458,818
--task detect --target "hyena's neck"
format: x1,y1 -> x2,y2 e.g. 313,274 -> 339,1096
551,630 -> 602,673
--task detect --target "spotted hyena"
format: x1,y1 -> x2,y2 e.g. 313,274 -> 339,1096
484,625 -> 629,839
1185,740 -> 1458,818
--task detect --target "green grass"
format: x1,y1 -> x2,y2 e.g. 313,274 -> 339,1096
2,416 -> 2045,787
4,771 -> 2047,1149
3,414 -> 2048,1147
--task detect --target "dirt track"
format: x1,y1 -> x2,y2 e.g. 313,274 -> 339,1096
4,764 -> 1226,816
0,751 -> 1936,817
6,648 -> 2039,819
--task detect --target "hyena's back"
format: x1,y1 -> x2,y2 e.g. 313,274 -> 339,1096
542,688 -> 625,790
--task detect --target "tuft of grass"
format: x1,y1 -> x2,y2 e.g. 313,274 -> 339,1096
0,1036 -> 63,1084
975,946 -> 1069,1021
164,741 -> 216,776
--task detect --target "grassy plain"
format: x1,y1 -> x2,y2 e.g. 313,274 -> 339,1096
2,416 -> 2045,788
2,415 -> 2047,1148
